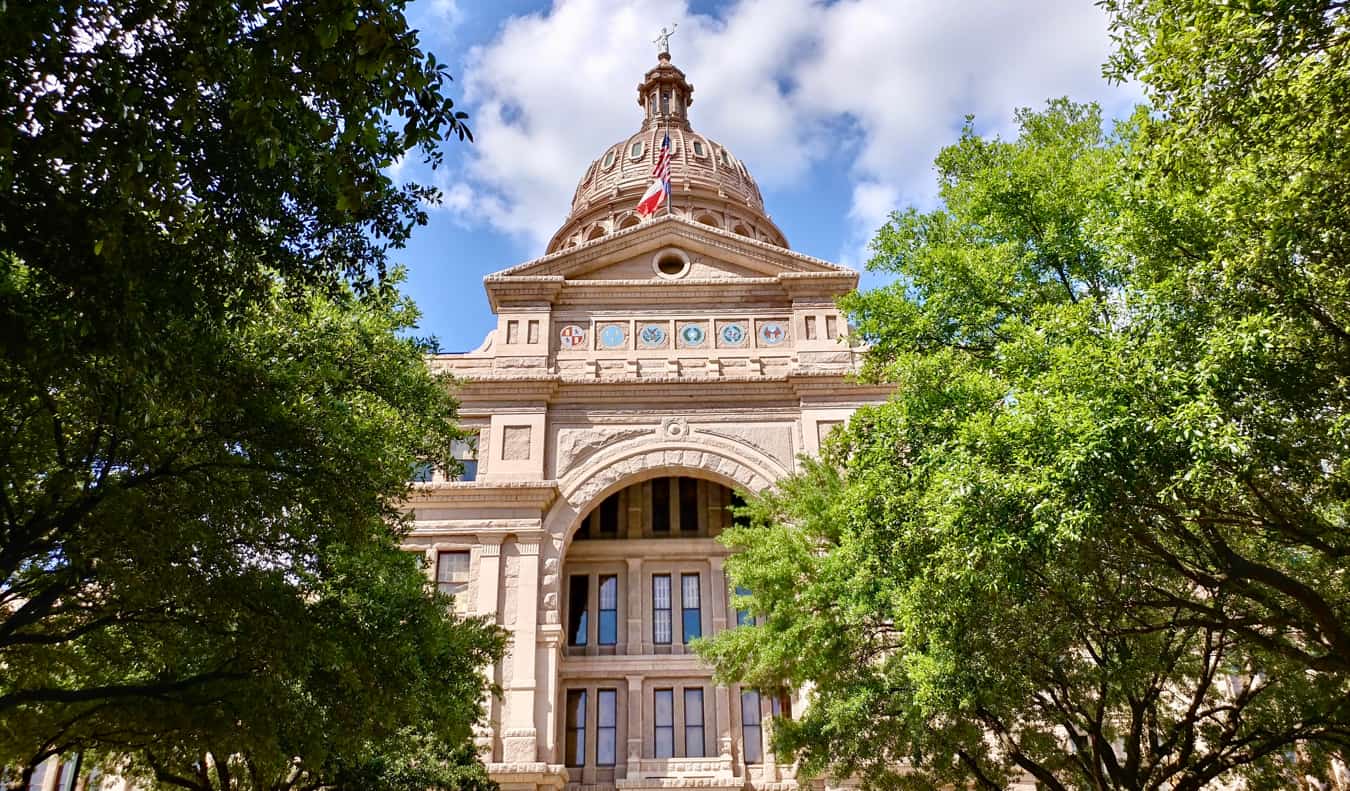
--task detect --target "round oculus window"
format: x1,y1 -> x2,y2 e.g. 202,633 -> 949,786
651,248 -> 691,279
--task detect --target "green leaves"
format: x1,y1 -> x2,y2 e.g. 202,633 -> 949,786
700,28 -> 1350,783
0,3 -> 491,780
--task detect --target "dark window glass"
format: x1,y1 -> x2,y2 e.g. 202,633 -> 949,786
652,479 -> 670,533
566,690 -> 587,767
653,575 -> 672,644
741,690 -> 762,764
735,585 -> 753,627
771,693 -> 791,720
654,689 -> 674,758
678,478 -> 699,532
600,493 -> 620,536
597,689 -> 617,766
568,576 -> 589,646
730,490 -> 748,528
684,689 -> 705,757
598,575 -> 618,645
450,435 -> 478,481
681,573 -> 701,643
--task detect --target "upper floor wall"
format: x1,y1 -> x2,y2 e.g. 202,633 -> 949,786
433,215 -> 862,382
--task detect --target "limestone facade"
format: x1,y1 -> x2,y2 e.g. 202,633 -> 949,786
405,54 -> 890,791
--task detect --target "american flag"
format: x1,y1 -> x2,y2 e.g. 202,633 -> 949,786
635,133 -> 672,217
652,132 -> 672,184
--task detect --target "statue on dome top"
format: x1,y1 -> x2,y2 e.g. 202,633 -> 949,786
653,23 -> 677,56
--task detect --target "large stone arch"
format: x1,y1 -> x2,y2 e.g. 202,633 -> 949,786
535,429 -> 788,626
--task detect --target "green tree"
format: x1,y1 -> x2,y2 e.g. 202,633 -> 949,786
1096,0 -> 1350,677
1,0 -> 501,785
0,272 -> 504,787
701,81 -> 1350,790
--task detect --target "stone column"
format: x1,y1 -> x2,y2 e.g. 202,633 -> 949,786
626,674 -> 644,778
537,624 -> 564,763
503,538 -> 541,763
626,557 -> 644,655
709,556 -> 729,635
475,538 -> 505,758
715,685 -> 733,769
476,538 -> 504,619
709,556 -> 735,765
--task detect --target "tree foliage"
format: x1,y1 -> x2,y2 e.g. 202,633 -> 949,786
700,1 -> 1350,788
1,1 -> 501,787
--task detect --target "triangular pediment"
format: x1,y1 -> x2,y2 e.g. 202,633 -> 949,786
489,214 -> 851,282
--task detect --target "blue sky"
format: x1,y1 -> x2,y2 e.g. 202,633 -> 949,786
391,0 -> 1139,352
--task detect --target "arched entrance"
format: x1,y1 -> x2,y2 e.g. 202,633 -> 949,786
527,436 -> 789,780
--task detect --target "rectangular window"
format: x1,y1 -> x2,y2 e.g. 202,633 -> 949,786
598,575 -> 618,646
506,320 -> 520,344
681,573 -> 702,643
566,690 -> 587,767
411,461 -> 434,482
825,314 -> 838,339
804,315 -> 818,340
568,575 -> 589,646
651,479 -> 670,533
678,478 -> 699,532
597,689 -> 617,766
437,551 -> 469,595
527,319 -> 540,344
450,434 -> 478,482
599,493 -> 620,536
741,690 -> 763,764
771,692 -> 791,720
653,574 -> 672,645
735,585 -> 753,627
684,688 -> 705,757
654,688 -> 675,758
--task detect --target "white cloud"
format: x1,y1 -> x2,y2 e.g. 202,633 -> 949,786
441,0 -> 1139,255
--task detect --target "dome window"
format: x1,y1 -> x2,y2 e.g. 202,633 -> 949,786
602,149 -> 616,169
652,247 -> 691,279
719,149 -> 729,165
630,141 -> 645,159
692,140 -> 705,157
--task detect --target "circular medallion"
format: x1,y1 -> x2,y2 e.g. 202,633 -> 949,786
559,324 -> 587,350
599,324 -> 626,349
640,324 -> 668,346
758,322 -> 786,346
680,324 -> 706,346
720,323 -> 746,345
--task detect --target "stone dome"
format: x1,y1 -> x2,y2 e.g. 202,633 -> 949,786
546,53 -> 788,253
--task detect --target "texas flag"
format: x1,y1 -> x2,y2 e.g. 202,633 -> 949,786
635,133 -> 672,217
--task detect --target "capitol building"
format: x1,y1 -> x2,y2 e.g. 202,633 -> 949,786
405,51 -> 890,791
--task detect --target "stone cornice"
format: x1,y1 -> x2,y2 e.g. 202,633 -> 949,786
406,480 -> 559,510
444,376 -> 559,402
489,215 -> 852,300
440,374 -> 887,412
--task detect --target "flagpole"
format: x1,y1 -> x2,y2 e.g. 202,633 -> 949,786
664,100 -> 672,217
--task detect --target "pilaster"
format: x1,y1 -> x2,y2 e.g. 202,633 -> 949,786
504,538 -> 542,763
626,556 -> 644,655
626,674 -> 644,772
